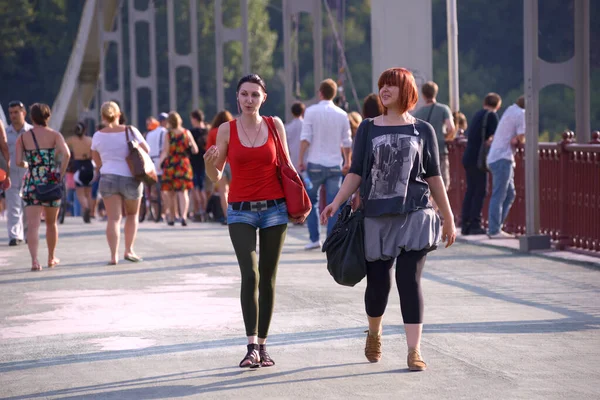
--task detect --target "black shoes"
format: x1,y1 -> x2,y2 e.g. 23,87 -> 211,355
83,208 -> 91,223
8,239 -> 23,246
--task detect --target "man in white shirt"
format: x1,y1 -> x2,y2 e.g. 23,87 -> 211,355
4,101 -> 33,246
145,113 -> 168,220
486,96 -> 526,238
146,113 -> 168,178
285,102 -> 305,172
298,79 -> 352,250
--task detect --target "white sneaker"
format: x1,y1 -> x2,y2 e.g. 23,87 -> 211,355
488,230 -> 513,239
304,241 -> 322,250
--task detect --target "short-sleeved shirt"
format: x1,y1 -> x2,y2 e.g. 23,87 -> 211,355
300,100 -> 352,167
91,126 -> 148,177
350,119 -> 440,218
285,118 -> 304,171
145,126 -> 167,175
462,109 -> 499,168
189,127 -> 208,171
487,104 -> 525,165
412,102 -> 452,155
6,122 -> 33,169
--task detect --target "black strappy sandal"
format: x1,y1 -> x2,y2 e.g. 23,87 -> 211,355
239,344 -> 260,368
259,344 -> 275,367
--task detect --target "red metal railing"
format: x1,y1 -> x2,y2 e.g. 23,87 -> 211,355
448,131 -> 600,253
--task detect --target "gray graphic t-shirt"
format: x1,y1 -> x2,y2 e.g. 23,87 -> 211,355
350,119 -> 440,218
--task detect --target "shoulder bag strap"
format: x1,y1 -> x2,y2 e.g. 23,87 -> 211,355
265,116 -> 285,167
425,104 -> 435,123
125,125 -> 132,143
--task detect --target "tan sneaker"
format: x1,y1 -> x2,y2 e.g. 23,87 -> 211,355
407,348 -> 427,371
364,330 -> 382,363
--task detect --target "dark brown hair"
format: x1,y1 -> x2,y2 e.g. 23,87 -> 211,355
319,79 -> 337,100
210,110 -> 234,129
190,109 -> 205,122
516,95 -> 525,109
236,74 -> 267,93
377,68 -> 419,115
291,102 -> 306,117
362,93 -> 384,118
484,92 -> 502,108
30,103 -> 51,126
421,81 -> 439,100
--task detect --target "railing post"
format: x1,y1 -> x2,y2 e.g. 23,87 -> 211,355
557,130 -> 574,250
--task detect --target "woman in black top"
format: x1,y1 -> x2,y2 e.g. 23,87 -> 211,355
321,68 -> 457,371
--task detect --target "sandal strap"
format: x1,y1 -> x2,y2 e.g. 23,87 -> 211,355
239,344 -> 260,368
259,344 -> 275,366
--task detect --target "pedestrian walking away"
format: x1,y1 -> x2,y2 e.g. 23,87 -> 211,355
460,93 -> 502,235
321,67 -> 457,371
298,79 -> 353,250
204,74 -> 302,369
91,102 -> 149,265
159,111 -> 199,226
15,103 -> 70,271
486,95 -> 526,238
66,121 -> 94,223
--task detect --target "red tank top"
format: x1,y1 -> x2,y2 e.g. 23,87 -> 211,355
227,119 -> 285,203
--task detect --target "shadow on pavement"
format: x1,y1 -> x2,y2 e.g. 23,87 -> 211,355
2,362 -> 396,400
0,319 -> 597,375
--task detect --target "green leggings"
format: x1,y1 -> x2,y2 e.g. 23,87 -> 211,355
228,223 -> 287,338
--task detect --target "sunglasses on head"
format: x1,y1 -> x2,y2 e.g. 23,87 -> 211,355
8,101 -> 24,109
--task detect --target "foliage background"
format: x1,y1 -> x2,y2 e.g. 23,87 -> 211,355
0,0 -> 598,140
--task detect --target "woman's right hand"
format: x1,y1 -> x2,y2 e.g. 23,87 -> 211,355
203,145 -> 219,166
320,201 -> 340,225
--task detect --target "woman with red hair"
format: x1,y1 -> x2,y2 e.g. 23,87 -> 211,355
321,67 -> 456,371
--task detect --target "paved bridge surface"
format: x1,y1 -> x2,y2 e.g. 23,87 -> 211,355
0,219 -> 599,399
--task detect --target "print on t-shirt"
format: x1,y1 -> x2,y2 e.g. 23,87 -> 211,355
368,133 -> 418,200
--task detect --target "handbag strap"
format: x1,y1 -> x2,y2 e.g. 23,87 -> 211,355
425,103 -> 435,123
125,125 -> 132,143
264,116 -> 287,167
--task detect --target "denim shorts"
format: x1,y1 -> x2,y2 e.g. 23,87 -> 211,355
227,200 -> 289,229
99,174 -> 143,200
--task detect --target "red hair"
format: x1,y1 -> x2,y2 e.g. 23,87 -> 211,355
377,68 -> 419,115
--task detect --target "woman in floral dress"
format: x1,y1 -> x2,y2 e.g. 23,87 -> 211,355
160,111 -> 199,226
15,103 -> 70,271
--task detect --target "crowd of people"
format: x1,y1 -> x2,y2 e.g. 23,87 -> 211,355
0,65 -> 528,372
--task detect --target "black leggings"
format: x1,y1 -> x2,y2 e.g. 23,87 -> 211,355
364,249 -> 428,324
228,223 -> 287,338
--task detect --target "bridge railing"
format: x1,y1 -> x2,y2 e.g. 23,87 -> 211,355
447,131 -> 600,253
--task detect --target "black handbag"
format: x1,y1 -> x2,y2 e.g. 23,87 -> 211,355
477,111 -> 491,172
23,130 -> 63,202
321,120 -> 372,287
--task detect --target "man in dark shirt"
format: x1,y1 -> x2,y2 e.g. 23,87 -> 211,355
189,109 -> 209,221
460,93 -> 502,235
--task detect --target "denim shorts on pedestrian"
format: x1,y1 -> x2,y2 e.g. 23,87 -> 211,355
227,201 -> 289,229
99,174 -> 143,200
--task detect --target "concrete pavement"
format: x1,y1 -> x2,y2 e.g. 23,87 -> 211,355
0,218 -> 599,399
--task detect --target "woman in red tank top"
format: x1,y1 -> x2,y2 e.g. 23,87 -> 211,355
204,74 -> 297,369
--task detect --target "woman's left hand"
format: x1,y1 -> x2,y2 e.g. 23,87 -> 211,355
442,218 -> 457,248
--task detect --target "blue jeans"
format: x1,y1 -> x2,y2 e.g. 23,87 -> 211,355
306,163 -> 343,243
227,201 -> 289,229
488,159 -> 516,235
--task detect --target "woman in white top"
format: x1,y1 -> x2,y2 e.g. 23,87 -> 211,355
91,102 -> 150,265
